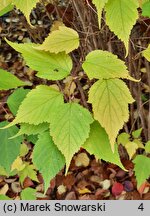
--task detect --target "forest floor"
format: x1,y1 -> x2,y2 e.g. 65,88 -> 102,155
0,2 -> 150,200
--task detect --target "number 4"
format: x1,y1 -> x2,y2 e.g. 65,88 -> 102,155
138,203 -> 144,211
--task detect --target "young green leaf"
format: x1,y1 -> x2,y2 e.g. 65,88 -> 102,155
83,121 -> 125,170
50,103 -> 93,173
7,88 -> 30,116
125,142 -> 138,159
0,69 -> 28,90
132,128 -> 142,139
133,155 -> 150,188
142,45 -> 150,61
92,0 -> 108,28
19,162 -> 38,185
88,79 -> 134,150
142,1 -> 150,17
10,123 -> 49,138
6,40 -> 72,81
21,188 -> 36,200
117,132 -> 130,146
35,26 -> 80,54
12,0 -> 39,25
82,50 -> 137,81
105,0 -> 138,54
0,121 -> 22,173
33,132 -> 65,192
3,85 -> 64,128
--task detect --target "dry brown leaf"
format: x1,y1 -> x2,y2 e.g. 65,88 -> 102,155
0,184 -> 9,195
75,152 -> 90,167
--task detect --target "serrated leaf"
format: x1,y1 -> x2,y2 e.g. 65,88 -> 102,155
35,26 -> 79,54
0,121 -> 22,173
7,88 -> 30,116
21,188 -> 36,200
3,85 -> 64,128
27,135 -> 38,144
92,0 -> 108,28
33,132 -> 65,192
50,103 -> 93,173
12,0 -> 39,25
142,1 -> 150,17
117,132 -> 130,146
11,123 -> 49,138
142,45 -> 150,61
145,141 -> 150,154
19,163 -> 38,185
0,69 -> 28,90
125,142 -> 138,159
6,40 -> 72,81
88,79 -> 134,150
83,121 -> 125,170
82,50 -> 137,81
133,155 -> 150,188
105,0 -> 138,54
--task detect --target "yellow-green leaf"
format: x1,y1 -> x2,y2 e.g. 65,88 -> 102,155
19,163 -> 38,185
105,0 -> 138,55
6,39 -> 72,81
142,45 -> 150,61
92,0 -> 108,28
50,103 -> 93,173
12,0 -> 39,25
83,121 -> 125,170
125,142 -> 138,159
88,79 -> 134,150
82,50 -> 137,81
35,26 -> 79,54
3,85 -> 64,128
0,69 -> 28,90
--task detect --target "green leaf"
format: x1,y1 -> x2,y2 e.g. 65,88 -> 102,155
19,163 -> 38,185
0,195 -> 12,200
33,132 -> 65,192
133,155 -> 150,188
145,141 -> 150,154
3,85 -> 64,128
88,79 -> 134,150
50,103 -> 93,173
35,26 -> 80,54
105,0 -> 138,54
0,69 -> 28,90
7,88 -> 30,116
6,40 -> 72,81
21,188 -> 36,200
82,50 -> 137,81
12,0 -> 39,25
0,121 -> 22,173
142,1 -> 150,17
0,1 -> 13,17
20,143 -> 29,157
27,135 -> 38,144
132,128 -> 142,139
83,121 -> 125,170
117,132 -> 130,146
11,123 -> 49,138
142,45 -> 150,61
92,0 -> 108,28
